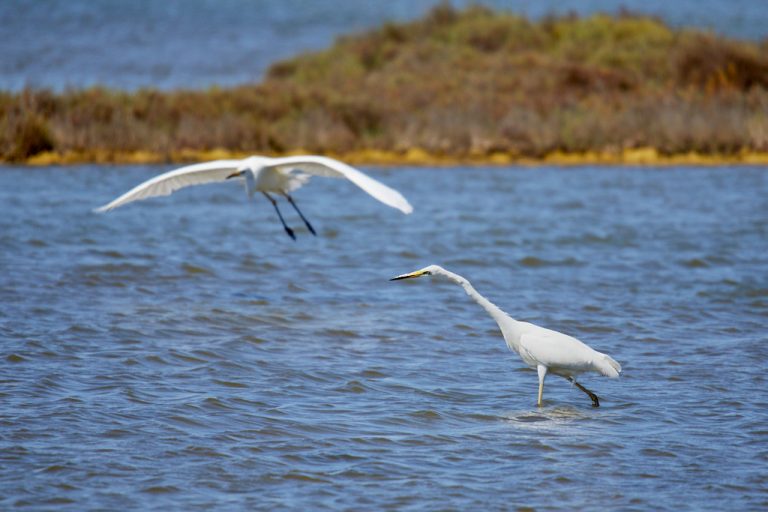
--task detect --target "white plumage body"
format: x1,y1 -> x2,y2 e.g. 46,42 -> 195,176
391,265 -> 621,407
508,322 -> 621,379
95,154 -> 412,214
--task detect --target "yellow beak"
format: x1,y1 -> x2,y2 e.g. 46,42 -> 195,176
390,270 -> 427,281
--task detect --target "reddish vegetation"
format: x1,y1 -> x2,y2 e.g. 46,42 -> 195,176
2,5 -> 768,163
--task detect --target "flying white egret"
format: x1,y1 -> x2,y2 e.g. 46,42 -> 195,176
95,155 -> 413,239
390,265 -> 621,407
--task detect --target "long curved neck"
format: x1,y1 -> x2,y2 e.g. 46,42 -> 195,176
438,268 -> 523,352
438,269 -> 514,327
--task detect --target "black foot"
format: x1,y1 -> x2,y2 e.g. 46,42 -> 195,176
306,222 -> 317,236
572,378 -> 600,407
284,227 -> 296,240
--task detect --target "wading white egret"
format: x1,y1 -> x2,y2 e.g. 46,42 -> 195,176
391,265 -> 621,407
95,155 -> 413,239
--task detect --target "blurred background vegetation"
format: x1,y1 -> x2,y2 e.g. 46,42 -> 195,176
2,4 -> 768,163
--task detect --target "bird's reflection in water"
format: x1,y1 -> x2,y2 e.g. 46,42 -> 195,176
501,406 -> 591,433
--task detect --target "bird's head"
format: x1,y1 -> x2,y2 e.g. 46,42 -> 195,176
227,157 -> 266,180
390,265 -> 443,281
226,165 -> 249,180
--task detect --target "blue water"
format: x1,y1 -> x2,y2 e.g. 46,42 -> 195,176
1,0 -> 766,91
1,165 -> 766,509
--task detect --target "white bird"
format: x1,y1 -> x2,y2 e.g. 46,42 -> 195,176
95,155 -> 413,239
391,265 -> 621,407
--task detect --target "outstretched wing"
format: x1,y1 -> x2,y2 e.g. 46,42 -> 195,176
94,160 -> 243,212
267,155 -> 413,214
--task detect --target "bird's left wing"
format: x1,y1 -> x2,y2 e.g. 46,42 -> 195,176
519,324 -> 596,371
94,160 -> 243,212
267,155 -> 413,214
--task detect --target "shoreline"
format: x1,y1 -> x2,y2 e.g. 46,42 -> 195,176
13,147 -> 768,167
5,10 -> 768,167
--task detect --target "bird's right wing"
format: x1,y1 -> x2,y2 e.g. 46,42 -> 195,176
94,160 -> 243,212
267,155 -> 413,214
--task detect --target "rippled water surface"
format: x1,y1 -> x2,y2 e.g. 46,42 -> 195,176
1,165 -> 767,510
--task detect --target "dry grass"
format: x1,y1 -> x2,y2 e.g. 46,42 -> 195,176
2,4 -> 768,163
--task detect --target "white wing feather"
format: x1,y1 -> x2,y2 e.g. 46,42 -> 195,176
268,155 -> 413,214
94,160 -> 242,212
518,324 -> 620,378
519,325 -> 602,373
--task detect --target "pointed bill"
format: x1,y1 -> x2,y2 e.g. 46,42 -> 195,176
390,270 -> 429,281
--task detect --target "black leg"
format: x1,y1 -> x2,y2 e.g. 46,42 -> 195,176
284,194 -> 316,236
571,378 -> 600,407
262,192 -> 295,240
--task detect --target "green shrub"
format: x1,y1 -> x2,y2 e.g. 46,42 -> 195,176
2,5 -> 767,161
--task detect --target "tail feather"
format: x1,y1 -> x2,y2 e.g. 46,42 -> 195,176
596,353 -> 622,378
279,169 -> 313,193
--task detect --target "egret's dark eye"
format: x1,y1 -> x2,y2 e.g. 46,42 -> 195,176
423,271 -> 432,275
